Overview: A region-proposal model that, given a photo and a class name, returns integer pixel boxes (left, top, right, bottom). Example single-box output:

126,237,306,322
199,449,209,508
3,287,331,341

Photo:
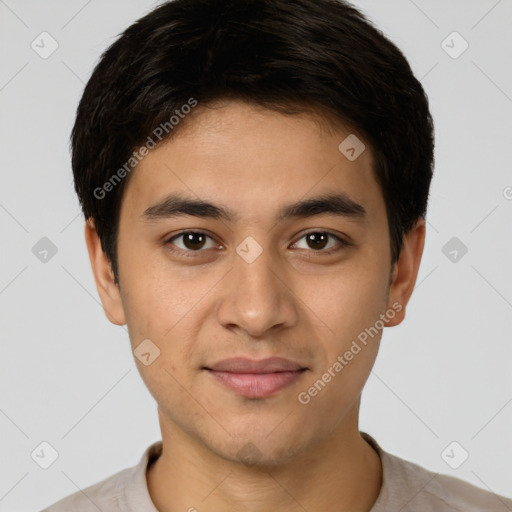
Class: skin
85,100,425,512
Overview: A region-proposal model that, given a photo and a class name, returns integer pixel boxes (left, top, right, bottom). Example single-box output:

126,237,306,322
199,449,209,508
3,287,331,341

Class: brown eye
305,233,329,250
293,232,347,252
182,233,206,250
167,231,216,252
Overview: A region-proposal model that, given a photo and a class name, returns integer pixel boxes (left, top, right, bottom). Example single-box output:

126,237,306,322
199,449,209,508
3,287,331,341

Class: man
43,0,512,510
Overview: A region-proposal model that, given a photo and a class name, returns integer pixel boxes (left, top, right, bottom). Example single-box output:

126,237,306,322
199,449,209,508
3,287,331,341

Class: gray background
0,0,511,510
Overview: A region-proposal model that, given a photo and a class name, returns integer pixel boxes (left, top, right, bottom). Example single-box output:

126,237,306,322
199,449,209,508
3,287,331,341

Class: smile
204,357,308,399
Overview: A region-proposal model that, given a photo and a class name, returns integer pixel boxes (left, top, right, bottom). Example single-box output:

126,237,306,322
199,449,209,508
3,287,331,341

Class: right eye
165,231,219,252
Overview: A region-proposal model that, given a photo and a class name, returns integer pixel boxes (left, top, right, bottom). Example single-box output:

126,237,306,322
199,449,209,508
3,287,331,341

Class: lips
206,357,306,373
204,357,307,398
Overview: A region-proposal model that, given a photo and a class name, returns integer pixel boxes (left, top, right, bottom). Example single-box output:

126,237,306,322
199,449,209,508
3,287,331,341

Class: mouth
203,357,308,399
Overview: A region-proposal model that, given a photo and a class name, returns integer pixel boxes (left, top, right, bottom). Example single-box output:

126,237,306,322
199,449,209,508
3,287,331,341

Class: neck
146,405,382,512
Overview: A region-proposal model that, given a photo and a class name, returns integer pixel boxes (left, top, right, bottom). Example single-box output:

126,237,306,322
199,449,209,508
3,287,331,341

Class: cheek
317,257,390,396
295,258,389,403
118,258,220,382
300,262,388,341
119,248,199,332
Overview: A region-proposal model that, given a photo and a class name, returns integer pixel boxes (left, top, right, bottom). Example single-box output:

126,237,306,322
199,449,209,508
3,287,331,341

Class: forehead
120,101,384,224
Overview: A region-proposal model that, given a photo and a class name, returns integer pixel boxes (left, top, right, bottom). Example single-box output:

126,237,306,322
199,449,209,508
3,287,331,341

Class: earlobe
84,219,127,326
385,218,426,327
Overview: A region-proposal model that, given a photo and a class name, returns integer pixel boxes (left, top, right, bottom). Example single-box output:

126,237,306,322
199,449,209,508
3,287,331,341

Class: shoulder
362,433,512,512
40,442,162,512
380,450,512,511
40,466,131,511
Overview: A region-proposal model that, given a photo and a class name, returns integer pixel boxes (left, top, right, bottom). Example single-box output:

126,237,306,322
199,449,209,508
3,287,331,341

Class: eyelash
163,230,351,257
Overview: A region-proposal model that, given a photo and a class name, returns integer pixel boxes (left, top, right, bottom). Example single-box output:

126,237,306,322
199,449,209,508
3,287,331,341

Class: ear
84,218,126,326
385,217,426,327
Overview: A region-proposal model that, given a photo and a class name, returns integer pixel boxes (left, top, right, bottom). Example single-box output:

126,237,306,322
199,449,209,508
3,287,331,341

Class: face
87,100,424,465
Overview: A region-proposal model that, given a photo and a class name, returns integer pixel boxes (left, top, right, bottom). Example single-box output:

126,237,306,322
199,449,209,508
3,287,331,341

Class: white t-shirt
41,432,512,511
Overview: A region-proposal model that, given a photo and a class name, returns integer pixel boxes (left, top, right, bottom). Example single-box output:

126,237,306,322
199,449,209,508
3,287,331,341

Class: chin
211,429,314,468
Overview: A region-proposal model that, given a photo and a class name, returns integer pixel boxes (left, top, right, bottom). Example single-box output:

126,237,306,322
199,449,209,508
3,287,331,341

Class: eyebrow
140,192,367,223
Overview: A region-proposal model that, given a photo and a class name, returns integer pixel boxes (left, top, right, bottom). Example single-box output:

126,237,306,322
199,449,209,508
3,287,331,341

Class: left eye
293,232,345,252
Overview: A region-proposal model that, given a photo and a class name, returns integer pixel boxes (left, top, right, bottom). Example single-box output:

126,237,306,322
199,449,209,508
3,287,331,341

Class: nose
215,241,299,338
